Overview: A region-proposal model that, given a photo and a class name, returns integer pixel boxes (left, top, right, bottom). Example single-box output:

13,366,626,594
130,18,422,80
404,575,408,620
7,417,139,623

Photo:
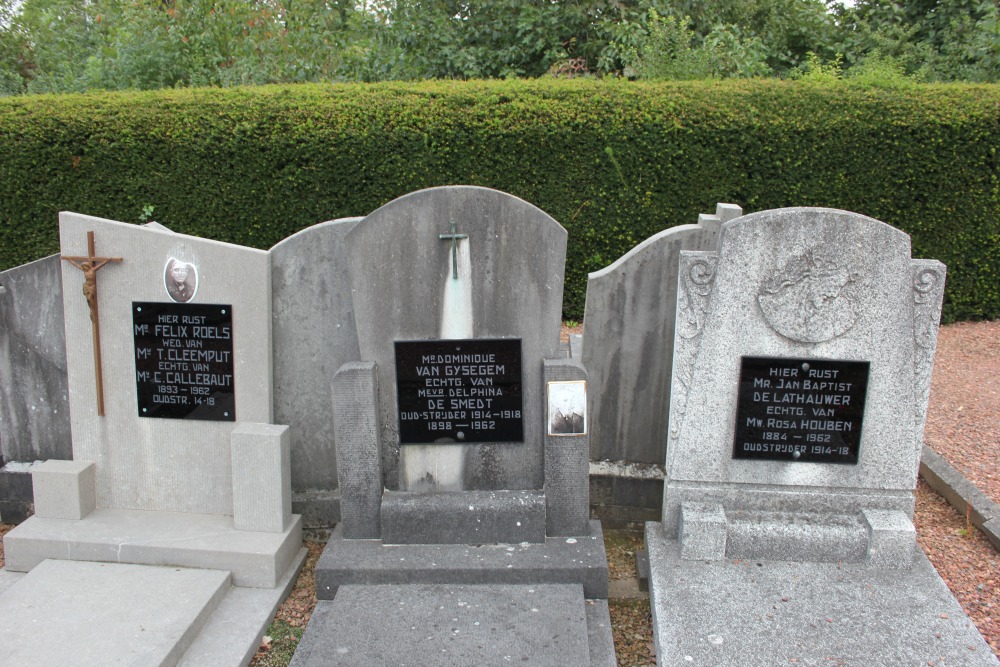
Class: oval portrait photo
164,257,198,303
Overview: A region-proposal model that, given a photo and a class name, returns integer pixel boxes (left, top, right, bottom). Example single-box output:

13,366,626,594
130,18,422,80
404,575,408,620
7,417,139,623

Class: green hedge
1,79,998,322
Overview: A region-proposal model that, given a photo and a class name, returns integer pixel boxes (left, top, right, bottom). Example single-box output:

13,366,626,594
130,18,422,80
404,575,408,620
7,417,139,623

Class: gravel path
920,319,1000,659
924,320,1000,505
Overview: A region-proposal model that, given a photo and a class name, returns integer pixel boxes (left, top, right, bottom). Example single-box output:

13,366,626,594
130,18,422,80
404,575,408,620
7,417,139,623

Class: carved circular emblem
757,244,859,343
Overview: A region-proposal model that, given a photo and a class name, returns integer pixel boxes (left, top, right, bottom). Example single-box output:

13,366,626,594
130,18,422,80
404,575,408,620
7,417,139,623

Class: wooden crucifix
62,231,122,416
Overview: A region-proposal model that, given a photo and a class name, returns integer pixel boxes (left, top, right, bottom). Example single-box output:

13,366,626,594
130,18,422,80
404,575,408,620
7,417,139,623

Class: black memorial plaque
733,356,869,464
133,302,235,421
395,339,523,444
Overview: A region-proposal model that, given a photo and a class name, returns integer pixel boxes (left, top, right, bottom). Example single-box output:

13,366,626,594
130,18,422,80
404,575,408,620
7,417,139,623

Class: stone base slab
291,583,615,667
0,559,230,667
381,489,546,544
676,502,916,567
178,547,307,666
646,521,999,666
724,510,869,564
315,519,609,600
662,481,915,539
0,549,305,667
3,507,303,588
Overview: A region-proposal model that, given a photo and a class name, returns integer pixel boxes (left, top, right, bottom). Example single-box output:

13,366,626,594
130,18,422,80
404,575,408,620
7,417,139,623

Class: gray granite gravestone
2,213,305,665
582,203,741,466
645,208,997,665
0,255,71,522
297,187,613,666
271,217,363,531
582,203,742,523
659,208,944,556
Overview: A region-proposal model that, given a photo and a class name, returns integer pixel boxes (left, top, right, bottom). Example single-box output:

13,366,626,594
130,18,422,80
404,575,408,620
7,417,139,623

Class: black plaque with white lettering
733,357,869,464
395,339,523,444
133,302,235,421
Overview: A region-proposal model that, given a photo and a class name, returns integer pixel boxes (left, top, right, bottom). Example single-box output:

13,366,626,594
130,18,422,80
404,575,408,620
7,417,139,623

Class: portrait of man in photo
164,258,198,303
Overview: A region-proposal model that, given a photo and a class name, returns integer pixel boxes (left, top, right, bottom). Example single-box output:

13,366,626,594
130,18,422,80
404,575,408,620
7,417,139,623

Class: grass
252,619,305,666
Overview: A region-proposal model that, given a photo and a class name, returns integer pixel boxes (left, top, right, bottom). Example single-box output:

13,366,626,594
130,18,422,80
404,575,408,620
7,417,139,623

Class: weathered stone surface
270,218,362,513
31,459,95,520
345,186,565,492
0,551,307,667
543,358,590,537
647,522,998,667
582,204,740,464
3,507,302,588
0,465,35,523
0,255,71,466
231,423,292,533
863,508,916,568
292,584,592,667
333,361,382,539
0,559,230,667
662,208,945,541
679,502,727,561
380,489,546,544
315,520,609,600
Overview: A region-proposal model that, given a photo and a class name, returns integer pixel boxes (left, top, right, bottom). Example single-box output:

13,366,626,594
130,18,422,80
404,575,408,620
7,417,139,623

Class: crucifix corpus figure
61,231,122,416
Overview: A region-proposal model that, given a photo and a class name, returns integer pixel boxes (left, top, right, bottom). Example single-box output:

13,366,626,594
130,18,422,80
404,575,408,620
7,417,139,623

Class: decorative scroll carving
757,244,860,343
669,253,718,454
912,261,946,442
676,257,717,340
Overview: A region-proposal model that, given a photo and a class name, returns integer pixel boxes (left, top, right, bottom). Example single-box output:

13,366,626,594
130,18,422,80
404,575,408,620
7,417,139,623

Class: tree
832,0,1000,81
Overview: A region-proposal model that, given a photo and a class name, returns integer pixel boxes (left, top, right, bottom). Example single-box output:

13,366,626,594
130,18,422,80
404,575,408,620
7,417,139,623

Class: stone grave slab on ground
2,213,305,665
293,584,609,667
646,524,997,666
296,186,614,666
644,207,998,664
0,559,230,666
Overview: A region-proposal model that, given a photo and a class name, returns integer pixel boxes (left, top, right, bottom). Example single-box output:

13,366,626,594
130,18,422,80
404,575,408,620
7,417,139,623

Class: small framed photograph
547,380,587,436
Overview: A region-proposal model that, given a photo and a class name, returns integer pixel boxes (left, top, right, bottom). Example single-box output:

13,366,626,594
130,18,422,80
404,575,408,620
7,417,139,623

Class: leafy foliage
1,0,998,92
618,9,772,80
831,0,1000,82
0,79,997,323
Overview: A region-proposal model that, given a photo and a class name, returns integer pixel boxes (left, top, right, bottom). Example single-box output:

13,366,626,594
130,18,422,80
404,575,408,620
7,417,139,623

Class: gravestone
582,203,741,466
2,213,305,665
294,186,613,666
0,221,174,524
271,216,363,531
0,255,71,522
582,203,741,524
645,208,998,665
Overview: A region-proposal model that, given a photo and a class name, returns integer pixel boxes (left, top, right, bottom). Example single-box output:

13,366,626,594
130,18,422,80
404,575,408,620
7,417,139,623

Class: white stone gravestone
2,213,305,665
659,208,942,561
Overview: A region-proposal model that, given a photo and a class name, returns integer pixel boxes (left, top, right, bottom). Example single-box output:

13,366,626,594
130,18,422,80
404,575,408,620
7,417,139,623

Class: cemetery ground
0,320,996,666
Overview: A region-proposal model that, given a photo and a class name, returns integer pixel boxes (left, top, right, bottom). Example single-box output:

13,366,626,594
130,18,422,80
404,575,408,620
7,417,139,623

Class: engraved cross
438,220,468,280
